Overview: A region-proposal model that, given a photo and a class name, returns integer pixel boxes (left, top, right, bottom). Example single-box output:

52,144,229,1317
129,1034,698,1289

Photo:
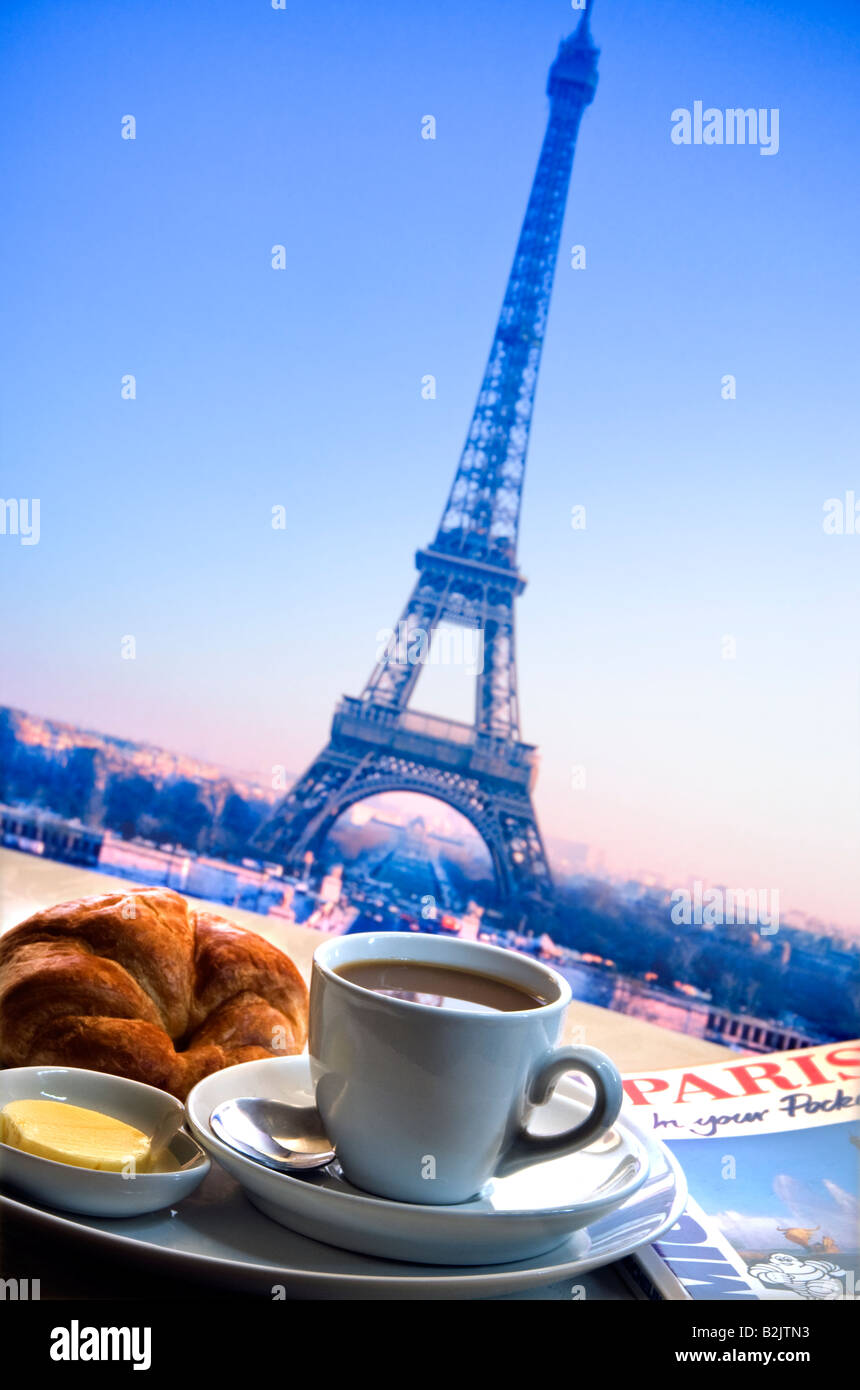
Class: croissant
0,888,308,1099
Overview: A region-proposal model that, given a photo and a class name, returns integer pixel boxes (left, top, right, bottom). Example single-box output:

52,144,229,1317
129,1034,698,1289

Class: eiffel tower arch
254,6,601,924
253,700,552,916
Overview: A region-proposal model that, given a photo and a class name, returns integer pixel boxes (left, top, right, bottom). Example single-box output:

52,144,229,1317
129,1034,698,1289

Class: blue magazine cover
620,1042,860,1300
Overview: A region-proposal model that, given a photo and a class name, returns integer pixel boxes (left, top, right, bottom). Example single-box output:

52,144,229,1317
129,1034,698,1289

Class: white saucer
0,1136,686,1299
187,1055,653,1265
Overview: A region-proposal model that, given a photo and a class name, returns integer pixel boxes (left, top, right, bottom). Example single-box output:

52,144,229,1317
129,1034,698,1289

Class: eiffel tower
254,5,600,924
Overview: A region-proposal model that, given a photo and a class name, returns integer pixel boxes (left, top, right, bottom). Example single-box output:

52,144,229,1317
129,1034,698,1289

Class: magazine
618,1041,860,1300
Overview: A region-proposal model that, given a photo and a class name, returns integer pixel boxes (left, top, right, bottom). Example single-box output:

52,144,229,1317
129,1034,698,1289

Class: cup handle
495,1045,624,1178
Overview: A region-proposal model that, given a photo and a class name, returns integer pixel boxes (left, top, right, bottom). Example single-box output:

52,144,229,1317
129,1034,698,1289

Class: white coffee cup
309,931,623,1205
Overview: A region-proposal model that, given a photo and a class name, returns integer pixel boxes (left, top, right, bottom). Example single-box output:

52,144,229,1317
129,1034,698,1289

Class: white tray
0,1128,686,1300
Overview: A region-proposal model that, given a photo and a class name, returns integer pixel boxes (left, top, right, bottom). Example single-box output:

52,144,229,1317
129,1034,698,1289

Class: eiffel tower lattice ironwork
253,7,600,922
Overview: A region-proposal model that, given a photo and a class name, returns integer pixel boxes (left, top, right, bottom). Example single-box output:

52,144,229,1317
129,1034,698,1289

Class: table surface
0,846,731,1298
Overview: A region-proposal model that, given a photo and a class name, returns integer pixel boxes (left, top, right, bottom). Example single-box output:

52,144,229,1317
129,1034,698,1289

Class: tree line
529,880,860,1043
0,710,268,860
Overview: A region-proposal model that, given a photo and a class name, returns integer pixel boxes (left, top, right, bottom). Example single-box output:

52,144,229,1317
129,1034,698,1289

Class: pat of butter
0,1100,151,1172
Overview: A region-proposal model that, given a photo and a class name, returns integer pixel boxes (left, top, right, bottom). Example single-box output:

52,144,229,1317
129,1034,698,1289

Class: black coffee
334,959,552,1014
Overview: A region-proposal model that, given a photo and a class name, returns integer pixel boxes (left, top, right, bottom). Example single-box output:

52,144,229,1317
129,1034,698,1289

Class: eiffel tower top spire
548,2,599,104
574,0,596,40
431,3,600,573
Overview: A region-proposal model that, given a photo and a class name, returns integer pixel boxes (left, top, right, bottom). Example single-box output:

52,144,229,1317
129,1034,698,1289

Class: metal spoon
209,1098,335,1174
148,1108,186,1167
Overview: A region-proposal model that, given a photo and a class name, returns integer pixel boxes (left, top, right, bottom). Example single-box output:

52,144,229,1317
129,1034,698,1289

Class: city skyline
2,0,859,928
2,699,855,944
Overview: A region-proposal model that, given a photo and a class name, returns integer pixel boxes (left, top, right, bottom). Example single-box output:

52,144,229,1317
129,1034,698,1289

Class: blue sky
668,1123,860,1252
1,0,858,926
